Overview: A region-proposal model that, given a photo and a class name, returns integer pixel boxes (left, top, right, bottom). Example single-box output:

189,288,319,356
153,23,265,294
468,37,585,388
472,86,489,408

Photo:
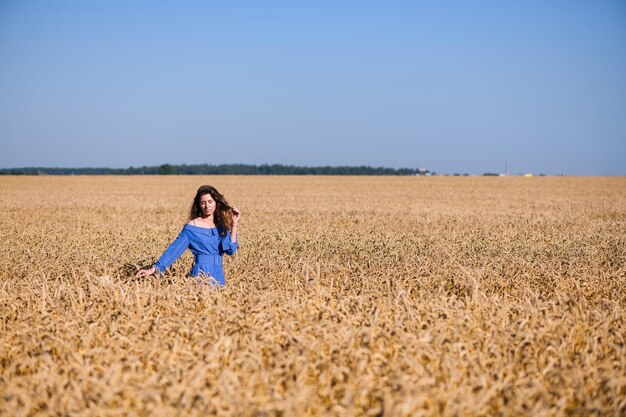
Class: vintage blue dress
153,224,238,286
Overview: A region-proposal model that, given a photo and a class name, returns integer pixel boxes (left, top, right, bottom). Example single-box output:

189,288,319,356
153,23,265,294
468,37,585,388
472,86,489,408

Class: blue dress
153,224,238,286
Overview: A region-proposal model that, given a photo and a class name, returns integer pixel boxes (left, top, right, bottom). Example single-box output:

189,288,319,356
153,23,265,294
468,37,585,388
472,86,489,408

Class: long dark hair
188,185,233,235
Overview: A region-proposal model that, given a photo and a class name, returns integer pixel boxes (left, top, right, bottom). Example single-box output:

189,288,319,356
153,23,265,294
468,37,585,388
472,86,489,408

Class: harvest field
1,176,624,416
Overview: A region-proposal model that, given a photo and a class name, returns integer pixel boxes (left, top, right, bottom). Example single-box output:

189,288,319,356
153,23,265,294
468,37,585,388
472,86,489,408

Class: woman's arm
231,207,241,243
219,208,241,256
135,228,190,278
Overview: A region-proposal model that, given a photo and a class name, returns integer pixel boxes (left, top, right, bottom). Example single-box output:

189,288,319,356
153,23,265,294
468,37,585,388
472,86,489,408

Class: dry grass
0,176,624,416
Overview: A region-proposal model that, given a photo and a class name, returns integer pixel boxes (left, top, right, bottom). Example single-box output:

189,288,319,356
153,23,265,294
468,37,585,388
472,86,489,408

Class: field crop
0,176,625,416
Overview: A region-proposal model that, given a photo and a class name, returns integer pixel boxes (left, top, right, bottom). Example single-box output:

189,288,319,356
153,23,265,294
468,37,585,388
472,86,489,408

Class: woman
135,185,240,286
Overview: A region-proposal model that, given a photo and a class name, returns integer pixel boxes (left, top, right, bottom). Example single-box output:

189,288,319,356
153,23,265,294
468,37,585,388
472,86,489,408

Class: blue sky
1,1,625,175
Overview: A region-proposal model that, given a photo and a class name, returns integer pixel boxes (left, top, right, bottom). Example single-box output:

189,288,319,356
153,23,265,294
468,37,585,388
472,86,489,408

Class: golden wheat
0,176,624,416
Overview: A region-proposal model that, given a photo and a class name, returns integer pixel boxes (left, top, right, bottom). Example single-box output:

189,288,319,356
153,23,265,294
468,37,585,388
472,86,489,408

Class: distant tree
158,164,176,175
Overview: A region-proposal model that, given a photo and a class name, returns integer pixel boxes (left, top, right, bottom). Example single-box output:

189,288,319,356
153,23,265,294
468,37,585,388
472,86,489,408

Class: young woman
135,185,240,286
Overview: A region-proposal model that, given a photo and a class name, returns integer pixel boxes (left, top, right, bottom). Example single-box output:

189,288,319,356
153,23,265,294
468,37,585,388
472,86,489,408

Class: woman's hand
232,207,241,226
135,265,156,279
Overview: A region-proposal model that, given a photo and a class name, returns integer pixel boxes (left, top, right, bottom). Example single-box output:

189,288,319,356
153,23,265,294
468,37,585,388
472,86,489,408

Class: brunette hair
188,185,233,235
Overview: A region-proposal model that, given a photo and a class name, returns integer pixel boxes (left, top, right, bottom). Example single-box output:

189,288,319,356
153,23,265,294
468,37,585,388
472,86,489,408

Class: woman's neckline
186,223,217,230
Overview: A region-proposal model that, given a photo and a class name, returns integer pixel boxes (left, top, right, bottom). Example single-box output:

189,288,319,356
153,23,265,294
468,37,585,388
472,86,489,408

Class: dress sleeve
220,230,238,256
154,228,190,274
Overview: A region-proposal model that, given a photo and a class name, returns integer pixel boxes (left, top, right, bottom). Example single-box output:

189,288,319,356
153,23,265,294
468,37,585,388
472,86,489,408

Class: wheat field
0,176,624,416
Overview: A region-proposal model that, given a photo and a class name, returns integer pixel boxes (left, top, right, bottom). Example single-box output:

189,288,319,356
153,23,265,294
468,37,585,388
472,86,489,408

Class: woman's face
199,194,216,217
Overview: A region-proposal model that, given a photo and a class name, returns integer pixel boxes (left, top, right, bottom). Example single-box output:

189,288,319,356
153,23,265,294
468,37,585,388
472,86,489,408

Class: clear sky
1,1,625,175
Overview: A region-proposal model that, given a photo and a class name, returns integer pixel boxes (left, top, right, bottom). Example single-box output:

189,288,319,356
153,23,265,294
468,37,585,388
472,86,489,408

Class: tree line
0,164,430,176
